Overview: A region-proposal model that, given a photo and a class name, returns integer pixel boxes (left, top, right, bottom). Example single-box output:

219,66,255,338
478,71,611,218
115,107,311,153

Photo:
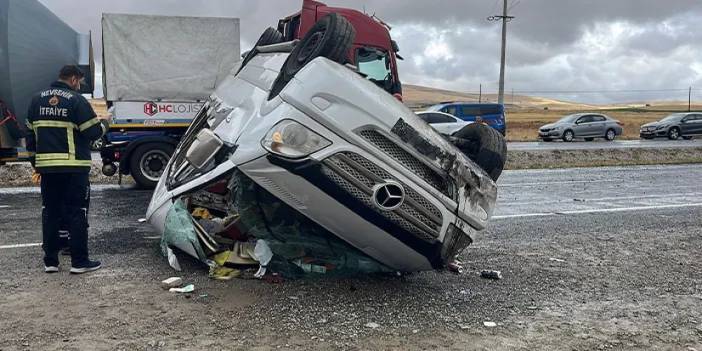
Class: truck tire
451,124,507,181
268,13,355,99
129,143,174,189
238,27,284,73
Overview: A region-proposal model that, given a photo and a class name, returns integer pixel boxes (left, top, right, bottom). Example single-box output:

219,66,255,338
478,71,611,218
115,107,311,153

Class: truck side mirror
185,129,223,170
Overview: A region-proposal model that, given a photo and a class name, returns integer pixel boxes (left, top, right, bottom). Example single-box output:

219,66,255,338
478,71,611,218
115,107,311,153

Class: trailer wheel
238,27,284,73
268,13,355,99
129,143,174,189
451,124,507,181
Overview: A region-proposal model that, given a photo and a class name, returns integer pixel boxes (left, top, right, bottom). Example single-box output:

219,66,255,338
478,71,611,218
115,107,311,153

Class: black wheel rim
140,150,169,182
297,31,325,64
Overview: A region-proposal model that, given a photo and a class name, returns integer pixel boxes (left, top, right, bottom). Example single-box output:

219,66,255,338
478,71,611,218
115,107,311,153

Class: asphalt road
508,138,702,151
0,164,701,350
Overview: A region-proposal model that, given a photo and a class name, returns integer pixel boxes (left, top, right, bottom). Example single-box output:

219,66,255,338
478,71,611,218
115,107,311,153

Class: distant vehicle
538,113,623,142
426,102,506,135
639,112,702,140
416,111,471,135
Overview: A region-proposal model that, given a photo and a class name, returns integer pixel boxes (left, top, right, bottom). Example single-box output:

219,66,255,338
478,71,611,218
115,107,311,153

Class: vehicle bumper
539,131,560,138
639,130,666,138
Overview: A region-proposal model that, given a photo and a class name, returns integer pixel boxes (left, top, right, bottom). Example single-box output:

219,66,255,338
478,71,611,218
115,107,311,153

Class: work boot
70,260,102,274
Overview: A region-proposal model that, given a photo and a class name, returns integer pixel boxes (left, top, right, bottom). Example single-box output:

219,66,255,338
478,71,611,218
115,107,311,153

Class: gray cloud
39,0,702,103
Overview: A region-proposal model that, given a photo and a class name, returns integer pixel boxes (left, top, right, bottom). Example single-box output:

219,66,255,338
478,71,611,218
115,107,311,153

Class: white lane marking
0,243,41,249
500,179,619,187
493,202,702,220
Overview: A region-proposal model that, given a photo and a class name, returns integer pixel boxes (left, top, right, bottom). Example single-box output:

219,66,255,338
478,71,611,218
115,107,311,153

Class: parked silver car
538,113,623,142
640,112,702,140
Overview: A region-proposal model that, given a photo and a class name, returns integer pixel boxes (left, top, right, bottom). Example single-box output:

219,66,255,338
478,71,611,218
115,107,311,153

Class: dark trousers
41,173,90,266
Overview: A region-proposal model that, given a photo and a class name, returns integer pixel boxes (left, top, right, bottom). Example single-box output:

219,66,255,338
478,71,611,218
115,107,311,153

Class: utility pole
488,0,515,105
689,86,692,112
479,84,482,103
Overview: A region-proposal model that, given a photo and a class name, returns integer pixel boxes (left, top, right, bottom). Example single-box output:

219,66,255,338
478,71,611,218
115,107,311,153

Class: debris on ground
458,324,470,330
169,284,195,293
364,322,380,329
483,321,497,328
549,257,566,263
447,259,465,274
160,277,183,290
480,270,503,280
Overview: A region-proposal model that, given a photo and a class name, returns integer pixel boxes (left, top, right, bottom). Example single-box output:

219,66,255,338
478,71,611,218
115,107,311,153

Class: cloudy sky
39,0,702,103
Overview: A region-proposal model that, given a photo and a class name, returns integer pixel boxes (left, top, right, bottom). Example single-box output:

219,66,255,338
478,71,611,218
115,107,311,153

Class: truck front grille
321,152,443,242
358,129,454,199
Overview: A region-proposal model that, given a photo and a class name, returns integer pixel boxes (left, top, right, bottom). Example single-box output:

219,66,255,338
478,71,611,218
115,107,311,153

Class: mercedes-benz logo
372,181,405,211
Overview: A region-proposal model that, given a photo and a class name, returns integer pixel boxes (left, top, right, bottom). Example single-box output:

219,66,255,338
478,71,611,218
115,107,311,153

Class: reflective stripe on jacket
26,81,108,173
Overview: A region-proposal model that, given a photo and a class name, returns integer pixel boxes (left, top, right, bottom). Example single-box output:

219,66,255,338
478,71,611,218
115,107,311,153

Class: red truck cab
278,0,403,99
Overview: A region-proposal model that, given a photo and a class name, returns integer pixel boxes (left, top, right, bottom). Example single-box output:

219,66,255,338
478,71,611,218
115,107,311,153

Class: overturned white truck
147,15,505,276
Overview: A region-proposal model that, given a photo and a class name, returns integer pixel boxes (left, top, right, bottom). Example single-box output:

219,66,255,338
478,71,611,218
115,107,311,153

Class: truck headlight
262,120,331,159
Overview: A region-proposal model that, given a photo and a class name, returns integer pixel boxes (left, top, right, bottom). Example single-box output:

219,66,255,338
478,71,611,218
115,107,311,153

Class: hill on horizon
402,84,698,111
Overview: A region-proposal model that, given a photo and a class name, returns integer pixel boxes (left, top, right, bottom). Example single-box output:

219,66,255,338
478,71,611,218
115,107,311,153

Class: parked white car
416,111,471,135
146,15,504,273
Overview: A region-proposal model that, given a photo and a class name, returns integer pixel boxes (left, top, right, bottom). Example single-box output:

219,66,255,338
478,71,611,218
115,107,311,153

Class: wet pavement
508,138,702,151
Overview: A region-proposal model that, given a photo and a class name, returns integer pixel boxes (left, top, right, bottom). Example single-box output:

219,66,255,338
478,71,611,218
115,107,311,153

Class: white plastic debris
137,218,147,223
253,240,273,279
166,247,182,271
549,257,566,263
480,270,502,280
364,322,380,329
169,284,195,293
161,277,183,290
483,321,497,328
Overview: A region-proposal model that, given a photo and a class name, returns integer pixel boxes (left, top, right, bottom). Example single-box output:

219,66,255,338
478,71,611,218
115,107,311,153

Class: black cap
58,65,85,80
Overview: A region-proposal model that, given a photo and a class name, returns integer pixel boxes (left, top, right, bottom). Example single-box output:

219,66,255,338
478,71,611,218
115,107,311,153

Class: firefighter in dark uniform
26,66,110,274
